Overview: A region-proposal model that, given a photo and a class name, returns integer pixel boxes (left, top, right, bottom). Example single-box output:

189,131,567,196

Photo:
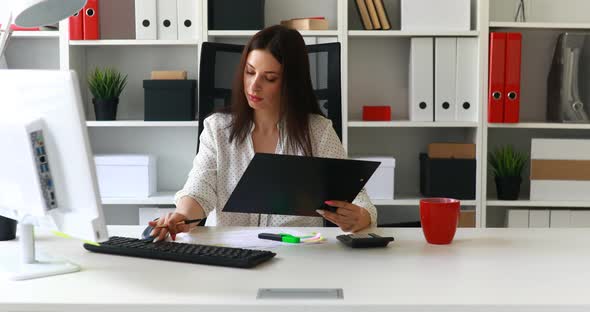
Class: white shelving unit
12,31,60,38
489,21,590,29
347,30,480,37
11,0,590,227
86,121,199,128
69,40,199,46
348,121,479,128
486,199,590,208
483,0,590,227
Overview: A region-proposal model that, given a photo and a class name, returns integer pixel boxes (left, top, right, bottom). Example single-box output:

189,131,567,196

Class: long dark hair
225,25,323,156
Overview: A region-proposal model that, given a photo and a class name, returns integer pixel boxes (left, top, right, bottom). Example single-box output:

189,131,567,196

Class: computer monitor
0,69,109,281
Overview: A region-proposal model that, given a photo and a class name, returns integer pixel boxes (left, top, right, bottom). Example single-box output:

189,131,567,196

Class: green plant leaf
488,144,528,178
88,67,128,100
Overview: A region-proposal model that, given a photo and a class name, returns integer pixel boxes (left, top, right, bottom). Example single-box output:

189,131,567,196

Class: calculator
336,233,394,248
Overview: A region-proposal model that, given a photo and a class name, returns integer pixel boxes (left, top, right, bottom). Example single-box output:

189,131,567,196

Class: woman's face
243,49,283,112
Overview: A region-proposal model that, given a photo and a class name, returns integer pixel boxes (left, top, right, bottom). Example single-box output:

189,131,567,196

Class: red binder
504,32,522,123
488,32,506,123
83,0,99,40
68,9,84,40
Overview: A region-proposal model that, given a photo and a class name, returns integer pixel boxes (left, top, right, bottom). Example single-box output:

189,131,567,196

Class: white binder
434,37,457,121
455,38,478,121
529,210,550,228
550,210,571,228
177,0,199,40
157,0,178,40
409,37,434,121
135,0,157,40
506,209,529,228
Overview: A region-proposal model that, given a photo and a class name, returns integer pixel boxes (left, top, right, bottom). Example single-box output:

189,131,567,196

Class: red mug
419,198,460,245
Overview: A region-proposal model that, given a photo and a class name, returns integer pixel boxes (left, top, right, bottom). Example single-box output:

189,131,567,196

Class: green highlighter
258,233,300,243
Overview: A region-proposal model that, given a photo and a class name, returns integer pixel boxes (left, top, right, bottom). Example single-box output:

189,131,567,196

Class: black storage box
143,80,196,121
208,0,265,30
419,153,476,199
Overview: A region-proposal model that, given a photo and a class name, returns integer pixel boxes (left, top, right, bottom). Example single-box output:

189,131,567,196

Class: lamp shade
13,0,87,27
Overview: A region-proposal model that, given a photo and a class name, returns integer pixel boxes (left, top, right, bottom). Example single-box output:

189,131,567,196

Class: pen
154,218,203,228
258,233,301,243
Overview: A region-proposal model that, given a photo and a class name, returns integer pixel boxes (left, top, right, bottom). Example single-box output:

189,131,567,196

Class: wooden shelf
348,30,479,37
487,122,590,129
489,22,590,29
11,31,59,38
87,121,199,127
487,198,590,208
208,30,339,37
101,192,176,205
348,121,478,128
70,40,199,46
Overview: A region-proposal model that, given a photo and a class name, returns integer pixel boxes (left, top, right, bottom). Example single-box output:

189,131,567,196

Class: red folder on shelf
504,32,522,123
83,0,99,40
69,9,84,40
488,32,506,123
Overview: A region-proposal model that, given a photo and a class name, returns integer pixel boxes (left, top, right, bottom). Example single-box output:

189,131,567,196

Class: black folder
222,153,380,217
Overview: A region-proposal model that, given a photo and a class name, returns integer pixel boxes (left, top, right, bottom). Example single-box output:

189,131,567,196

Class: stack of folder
69,0,99,40
488,32,522,123
69,0,200,40
409,37,478,122
135,0,199,40
506,209,590,228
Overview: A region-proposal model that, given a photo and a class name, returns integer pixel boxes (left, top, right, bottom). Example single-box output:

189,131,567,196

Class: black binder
222,153,380,217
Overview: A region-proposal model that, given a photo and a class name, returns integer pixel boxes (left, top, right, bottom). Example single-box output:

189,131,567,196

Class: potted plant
88,67,128,120
489,145,528,200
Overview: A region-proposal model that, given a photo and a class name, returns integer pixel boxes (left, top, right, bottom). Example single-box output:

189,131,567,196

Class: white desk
1,226,590,312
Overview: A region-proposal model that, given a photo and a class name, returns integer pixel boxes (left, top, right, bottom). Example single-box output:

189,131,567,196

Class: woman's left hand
316,200,371,232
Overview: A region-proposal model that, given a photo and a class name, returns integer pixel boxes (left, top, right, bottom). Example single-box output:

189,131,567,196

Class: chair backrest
197,41,342,148
197,41,342,227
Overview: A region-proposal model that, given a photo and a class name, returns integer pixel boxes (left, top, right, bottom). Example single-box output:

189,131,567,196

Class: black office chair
197,41,343,227
198,41,342,146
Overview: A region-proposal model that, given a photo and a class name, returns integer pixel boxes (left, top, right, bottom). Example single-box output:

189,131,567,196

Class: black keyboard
83,236,276,268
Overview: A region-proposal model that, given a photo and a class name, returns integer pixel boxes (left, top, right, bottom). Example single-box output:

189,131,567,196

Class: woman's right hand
148,212,191,242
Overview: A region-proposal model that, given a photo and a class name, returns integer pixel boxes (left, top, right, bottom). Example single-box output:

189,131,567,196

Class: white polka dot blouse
174,113,377,227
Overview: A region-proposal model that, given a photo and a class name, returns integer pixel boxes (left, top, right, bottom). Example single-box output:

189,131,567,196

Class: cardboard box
458,210,475,228
352,156,395,199
94,154,156,198
401,0,470,31
428,143,476,159
151,71,188,80
280,18,329,30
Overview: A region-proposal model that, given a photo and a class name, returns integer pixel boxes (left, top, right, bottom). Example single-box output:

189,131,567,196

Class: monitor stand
0,223,80,281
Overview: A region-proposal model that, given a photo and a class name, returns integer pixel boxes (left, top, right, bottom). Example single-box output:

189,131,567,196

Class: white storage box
401,0,471,31
353,157,395,200
530,139,590,201
94,154,156,198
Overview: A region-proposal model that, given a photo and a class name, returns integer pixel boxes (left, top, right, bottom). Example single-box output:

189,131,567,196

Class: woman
150,25,377,242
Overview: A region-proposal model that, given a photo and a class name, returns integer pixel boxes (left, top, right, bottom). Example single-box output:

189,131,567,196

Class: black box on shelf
143,80,197,121
208,0,265,30
419,153,476,200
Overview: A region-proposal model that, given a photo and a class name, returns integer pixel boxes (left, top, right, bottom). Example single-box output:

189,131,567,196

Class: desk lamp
0,0,87,68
